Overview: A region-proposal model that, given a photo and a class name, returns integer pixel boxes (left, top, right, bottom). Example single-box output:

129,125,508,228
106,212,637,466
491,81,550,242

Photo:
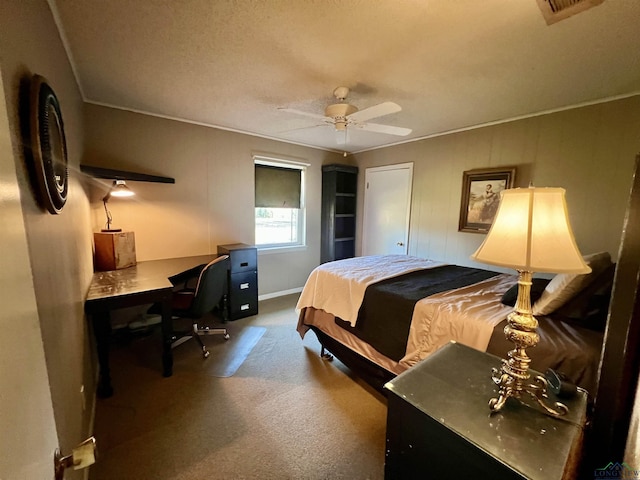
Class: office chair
152,255,231,358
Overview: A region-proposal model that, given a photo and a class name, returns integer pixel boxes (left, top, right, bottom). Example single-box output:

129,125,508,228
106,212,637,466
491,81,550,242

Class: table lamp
471,186,591,415
102,180,134,232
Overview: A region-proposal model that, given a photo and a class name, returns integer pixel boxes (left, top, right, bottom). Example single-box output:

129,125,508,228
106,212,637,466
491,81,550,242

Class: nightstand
384,342,587,479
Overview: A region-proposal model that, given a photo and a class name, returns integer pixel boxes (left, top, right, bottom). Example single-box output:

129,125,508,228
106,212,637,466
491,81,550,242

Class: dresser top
217,243,255,251
385,342,587,480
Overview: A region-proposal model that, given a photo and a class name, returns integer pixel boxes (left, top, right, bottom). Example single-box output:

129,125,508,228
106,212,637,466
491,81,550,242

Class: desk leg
161,297,174,377
91,311,114,398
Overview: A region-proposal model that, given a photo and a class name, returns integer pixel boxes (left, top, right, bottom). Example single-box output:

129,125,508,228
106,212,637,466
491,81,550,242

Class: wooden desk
85,255,217,398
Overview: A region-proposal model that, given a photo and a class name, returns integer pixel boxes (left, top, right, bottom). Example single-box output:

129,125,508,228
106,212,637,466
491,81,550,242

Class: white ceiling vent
536,0,605,25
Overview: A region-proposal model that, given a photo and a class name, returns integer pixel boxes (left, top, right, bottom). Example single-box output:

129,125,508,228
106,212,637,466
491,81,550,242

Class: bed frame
310,325,396,394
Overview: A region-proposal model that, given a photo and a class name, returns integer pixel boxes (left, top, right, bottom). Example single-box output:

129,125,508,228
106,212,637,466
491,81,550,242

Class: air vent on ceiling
536,0,604,25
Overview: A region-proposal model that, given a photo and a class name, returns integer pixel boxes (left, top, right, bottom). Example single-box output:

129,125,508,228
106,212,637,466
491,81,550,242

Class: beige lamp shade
471,187,591,274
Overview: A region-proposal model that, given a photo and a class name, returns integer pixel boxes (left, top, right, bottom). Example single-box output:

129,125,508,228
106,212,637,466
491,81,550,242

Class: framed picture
458,167,516,233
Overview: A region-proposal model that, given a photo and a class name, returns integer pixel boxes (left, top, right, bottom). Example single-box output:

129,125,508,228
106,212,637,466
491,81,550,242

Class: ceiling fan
279,86,412,144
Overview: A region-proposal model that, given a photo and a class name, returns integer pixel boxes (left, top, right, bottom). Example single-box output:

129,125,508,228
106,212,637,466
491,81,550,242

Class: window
254,156,307,248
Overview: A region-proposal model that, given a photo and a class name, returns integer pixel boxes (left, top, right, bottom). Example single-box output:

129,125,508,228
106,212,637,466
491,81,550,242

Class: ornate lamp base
489,359,568,416
488,270,568,417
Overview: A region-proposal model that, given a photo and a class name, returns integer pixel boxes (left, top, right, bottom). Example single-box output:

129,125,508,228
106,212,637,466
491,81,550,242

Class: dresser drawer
229,287,258,318
229,248,257,273
217,243,257,273
229,271,257,295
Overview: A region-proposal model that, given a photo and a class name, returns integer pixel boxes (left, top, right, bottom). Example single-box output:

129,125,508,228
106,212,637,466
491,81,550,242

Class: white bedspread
295,255,446,326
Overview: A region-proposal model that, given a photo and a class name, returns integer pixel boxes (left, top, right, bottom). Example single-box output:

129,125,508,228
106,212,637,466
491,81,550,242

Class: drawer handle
240,262,248,267
240,304,250,311
240,283,250,289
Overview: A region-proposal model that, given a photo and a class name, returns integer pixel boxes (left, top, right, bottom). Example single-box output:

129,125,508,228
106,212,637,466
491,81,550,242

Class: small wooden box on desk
94,231,136,271
217,243,258,320
384,342,587,480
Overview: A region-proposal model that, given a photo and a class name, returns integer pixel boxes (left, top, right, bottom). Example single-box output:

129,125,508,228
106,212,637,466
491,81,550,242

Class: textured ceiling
51,0,640,153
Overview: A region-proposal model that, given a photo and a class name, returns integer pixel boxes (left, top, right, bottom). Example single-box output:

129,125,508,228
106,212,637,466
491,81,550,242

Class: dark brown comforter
336,265,500,361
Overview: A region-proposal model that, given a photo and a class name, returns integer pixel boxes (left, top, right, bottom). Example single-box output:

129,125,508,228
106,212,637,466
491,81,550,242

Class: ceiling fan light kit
325,103,358,118
325,103,357,131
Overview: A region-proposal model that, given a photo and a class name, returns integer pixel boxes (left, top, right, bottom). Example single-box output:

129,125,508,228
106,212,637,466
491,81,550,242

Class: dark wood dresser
217,243,258,320
384,342,587,479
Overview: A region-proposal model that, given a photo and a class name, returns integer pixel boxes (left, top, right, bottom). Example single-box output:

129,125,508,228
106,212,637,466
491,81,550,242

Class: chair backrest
189,255,229,316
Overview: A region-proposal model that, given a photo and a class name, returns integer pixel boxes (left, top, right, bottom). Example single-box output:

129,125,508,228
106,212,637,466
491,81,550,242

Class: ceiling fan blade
278,123,328,134
347,102,401,122
278,107,328,121
355,122,412,136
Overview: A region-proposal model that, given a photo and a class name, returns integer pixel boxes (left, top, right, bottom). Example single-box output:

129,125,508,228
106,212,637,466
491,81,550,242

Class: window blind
255,164,301,208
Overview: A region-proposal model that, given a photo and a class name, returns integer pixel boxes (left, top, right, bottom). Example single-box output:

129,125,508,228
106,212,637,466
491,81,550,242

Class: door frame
0,64,59,479
362,162,413,256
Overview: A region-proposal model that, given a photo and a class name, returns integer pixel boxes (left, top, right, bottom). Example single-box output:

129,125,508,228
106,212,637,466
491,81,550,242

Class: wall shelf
80,164,175,184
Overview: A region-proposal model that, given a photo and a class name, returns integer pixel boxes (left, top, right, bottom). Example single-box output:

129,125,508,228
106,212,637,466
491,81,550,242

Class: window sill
257,245,307,255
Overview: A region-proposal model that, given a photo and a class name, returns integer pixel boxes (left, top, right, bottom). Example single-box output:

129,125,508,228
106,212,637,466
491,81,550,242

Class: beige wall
83,96,640,298
83,104,345,296
626,377,640,465
0,0,95,476
354,96,640,268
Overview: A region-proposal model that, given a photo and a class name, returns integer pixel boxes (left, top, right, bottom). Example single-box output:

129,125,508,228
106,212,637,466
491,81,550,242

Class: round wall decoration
29,74,68,214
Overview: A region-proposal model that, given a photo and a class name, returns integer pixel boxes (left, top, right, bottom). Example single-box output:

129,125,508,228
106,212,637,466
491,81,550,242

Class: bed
296,254,614,397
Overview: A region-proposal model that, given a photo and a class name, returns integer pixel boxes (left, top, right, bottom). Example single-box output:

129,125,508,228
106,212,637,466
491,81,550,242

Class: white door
362,163,413,256
0,67,59,479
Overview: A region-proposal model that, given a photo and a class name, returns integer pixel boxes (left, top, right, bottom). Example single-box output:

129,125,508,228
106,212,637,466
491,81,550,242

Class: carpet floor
89,294,387,480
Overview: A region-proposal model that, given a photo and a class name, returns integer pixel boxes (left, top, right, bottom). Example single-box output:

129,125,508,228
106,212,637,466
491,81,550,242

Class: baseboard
258,287,303,301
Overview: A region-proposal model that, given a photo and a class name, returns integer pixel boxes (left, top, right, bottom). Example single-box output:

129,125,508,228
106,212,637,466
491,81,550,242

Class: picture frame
458,167,516,233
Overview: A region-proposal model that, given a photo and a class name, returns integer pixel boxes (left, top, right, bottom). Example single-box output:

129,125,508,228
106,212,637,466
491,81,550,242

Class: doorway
362,163,413,256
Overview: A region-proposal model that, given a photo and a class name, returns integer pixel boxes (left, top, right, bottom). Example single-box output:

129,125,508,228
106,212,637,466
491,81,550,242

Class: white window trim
257,244,307,255
254,155,309,251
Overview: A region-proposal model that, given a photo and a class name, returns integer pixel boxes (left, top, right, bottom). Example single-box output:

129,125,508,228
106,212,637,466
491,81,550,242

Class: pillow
501,278,551,307
553,263,615,330
532,252,612,316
